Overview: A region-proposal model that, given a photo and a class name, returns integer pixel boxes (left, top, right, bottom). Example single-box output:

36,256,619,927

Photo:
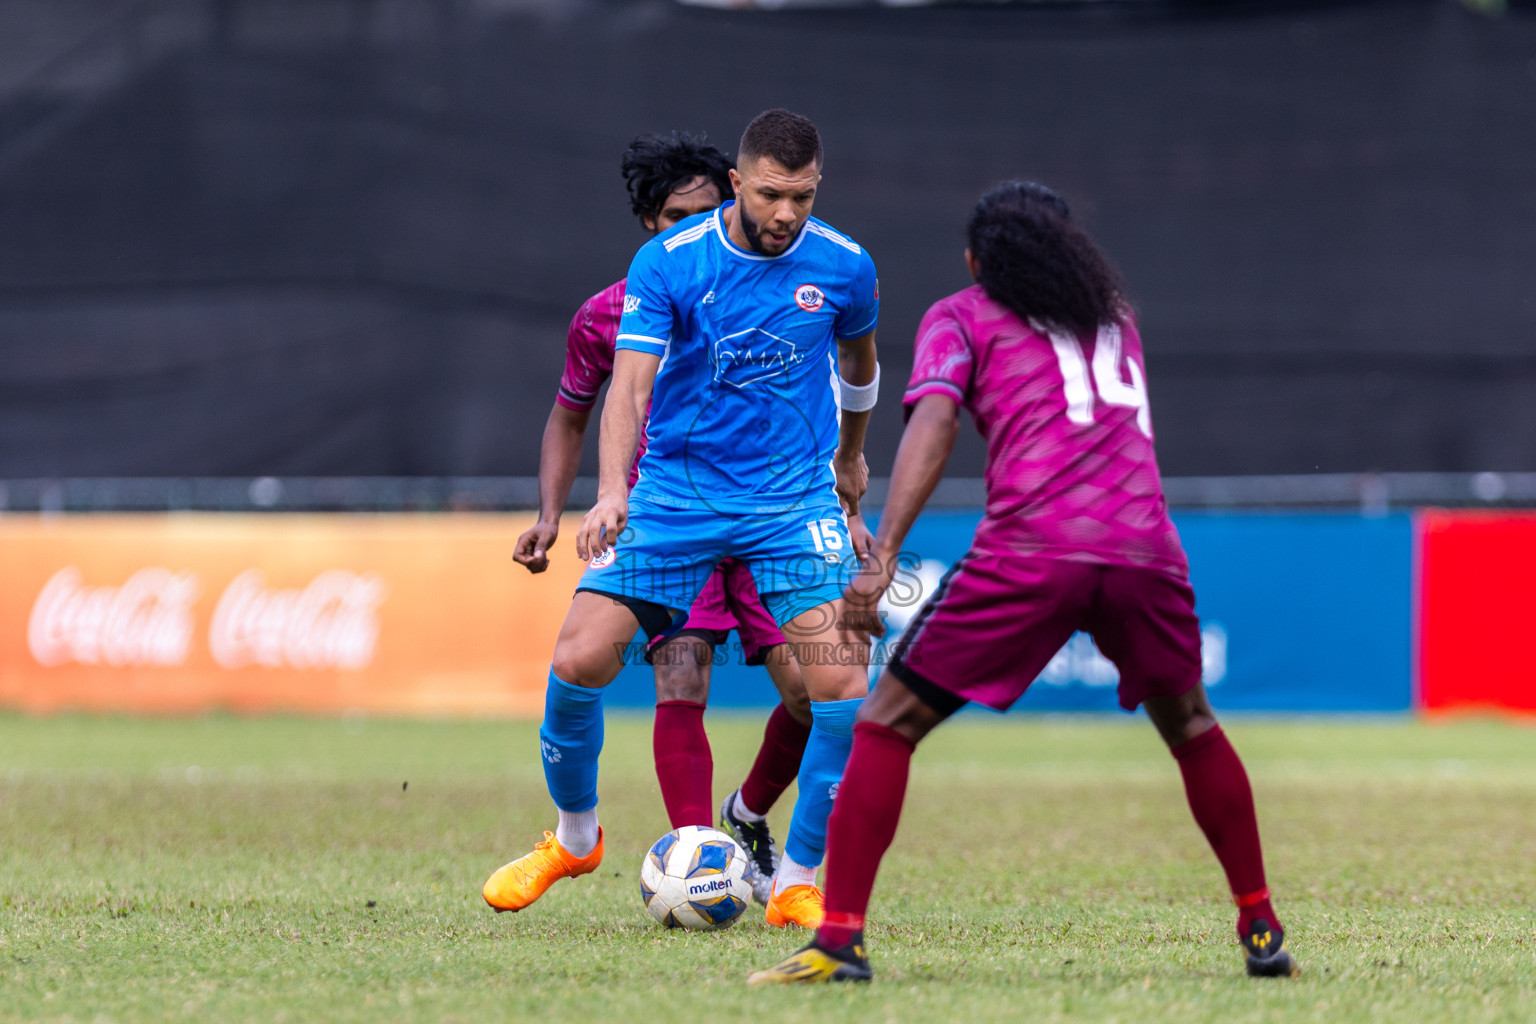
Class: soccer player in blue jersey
482,109,880,929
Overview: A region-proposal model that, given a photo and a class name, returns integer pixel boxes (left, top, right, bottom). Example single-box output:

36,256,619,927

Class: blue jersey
615,201,878,514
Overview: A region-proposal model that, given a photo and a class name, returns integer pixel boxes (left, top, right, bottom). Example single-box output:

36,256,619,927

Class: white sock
555,809,599,859
772,852,817,895
732,789,767,823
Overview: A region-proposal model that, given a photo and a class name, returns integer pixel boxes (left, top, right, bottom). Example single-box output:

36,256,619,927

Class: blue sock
540,670,605,812
784,697,862,868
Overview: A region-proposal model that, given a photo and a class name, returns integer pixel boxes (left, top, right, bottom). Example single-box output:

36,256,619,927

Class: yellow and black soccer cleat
1242,919,1299,978
747,934,873,985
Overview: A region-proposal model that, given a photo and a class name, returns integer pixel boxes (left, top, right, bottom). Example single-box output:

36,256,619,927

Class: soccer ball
639,825,754,930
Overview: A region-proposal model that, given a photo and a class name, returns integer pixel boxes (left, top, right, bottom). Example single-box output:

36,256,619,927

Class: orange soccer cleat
482,828,605,912
764,884,825,929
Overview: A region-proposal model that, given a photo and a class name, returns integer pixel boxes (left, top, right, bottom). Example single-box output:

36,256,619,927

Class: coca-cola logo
28,567,199,668
209,569,387,671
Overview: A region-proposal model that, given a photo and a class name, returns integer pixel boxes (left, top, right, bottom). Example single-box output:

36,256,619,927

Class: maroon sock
653,701,713,828
738,703,812,816
816,721,915,950
1171,724,1281,936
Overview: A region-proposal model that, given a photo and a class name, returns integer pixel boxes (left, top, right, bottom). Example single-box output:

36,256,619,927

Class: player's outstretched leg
1145,684,1298,978
750,671,946,984
483,592,636,913
482,670,607,910
721,643,812,903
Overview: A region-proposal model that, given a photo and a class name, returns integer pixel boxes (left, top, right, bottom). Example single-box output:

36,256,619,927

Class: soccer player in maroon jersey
505,131,812,903
750,181,1297,983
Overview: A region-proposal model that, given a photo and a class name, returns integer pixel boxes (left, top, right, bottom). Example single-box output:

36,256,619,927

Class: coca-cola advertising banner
1,515,583,715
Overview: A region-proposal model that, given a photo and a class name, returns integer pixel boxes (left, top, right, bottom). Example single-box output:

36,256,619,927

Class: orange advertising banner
0,514,585,716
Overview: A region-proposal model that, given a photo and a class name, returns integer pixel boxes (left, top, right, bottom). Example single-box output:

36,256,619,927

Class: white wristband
839,363,880,412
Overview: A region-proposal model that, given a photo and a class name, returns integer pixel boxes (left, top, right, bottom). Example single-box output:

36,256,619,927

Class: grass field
1,713,1533,1023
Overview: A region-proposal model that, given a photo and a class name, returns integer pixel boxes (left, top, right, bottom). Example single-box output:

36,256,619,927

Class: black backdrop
2,0,1533,478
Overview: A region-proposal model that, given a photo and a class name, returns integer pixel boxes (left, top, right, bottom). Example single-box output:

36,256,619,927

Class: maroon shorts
889,553,1202,713
648,557,787,666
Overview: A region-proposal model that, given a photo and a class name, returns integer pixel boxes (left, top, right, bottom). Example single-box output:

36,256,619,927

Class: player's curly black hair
966,181,1128,336
621,131,735,225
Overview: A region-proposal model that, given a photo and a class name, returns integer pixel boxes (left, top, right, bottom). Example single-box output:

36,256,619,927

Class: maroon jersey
904,284,1187,576
557,278,646,485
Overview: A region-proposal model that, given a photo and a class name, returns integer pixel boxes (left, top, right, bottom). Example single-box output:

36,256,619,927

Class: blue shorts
577,497,855,628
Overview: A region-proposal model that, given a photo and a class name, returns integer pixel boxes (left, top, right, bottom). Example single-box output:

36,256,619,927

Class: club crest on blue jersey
588,547,617,569
712,328,805,389
794,284,826,312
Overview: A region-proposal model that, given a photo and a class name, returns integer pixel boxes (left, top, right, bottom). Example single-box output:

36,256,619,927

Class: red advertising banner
1418,510,1536,714
0,514,584,716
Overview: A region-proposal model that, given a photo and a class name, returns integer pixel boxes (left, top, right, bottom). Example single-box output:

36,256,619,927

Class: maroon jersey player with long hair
751,181,1297,983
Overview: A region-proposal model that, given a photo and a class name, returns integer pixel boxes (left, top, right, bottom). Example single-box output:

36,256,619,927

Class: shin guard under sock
540,671,604,813
1172,724,1280,934
653,700,713,828
783,697,860,869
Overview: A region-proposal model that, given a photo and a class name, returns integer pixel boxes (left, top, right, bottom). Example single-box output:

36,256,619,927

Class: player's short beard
737,200,797,256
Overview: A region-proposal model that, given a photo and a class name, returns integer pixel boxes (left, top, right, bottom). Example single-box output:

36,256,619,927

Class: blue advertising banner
1169,513,1413,714
604,511,1413,714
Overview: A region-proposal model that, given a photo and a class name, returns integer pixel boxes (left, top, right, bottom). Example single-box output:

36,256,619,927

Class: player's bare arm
515,402,592,573
843,459,874,562
833,330,877,523
577,349,657,561
843,392,960,639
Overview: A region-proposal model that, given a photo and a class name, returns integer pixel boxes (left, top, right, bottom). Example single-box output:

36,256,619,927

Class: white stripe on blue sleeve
615,334,668,356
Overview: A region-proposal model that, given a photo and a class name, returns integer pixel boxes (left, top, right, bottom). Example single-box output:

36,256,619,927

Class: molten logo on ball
638,825,753,930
